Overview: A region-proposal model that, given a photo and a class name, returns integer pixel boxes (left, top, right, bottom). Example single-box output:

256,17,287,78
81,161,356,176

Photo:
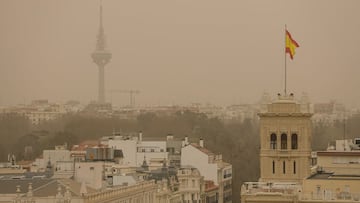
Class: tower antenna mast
91,0,112,104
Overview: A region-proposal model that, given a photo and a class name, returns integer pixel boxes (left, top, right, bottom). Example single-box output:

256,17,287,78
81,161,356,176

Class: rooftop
205,180,218,192
308,172,360,180
317,151,360,156
0,178,96,197
190,143,215,156
241,182,301,196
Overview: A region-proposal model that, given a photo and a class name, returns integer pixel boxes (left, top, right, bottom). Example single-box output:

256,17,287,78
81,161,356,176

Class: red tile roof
190,143,215,156
205,180,218,192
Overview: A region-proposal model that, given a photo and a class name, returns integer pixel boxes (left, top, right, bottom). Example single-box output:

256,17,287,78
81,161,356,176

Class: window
272,161,275,174
270,133,277,149
293,161,296,174
281,133,287,149
291,134,298,149
316,185,321,197
150,149,154,152
283,161,286,174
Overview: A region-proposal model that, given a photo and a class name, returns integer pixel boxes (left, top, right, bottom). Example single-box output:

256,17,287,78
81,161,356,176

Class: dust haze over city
1,1,360,203
1,0,360,107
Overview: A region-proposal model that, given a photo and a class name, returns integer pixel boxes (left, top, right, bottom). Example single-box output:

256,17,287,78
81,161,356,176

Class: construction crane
109,89,140,107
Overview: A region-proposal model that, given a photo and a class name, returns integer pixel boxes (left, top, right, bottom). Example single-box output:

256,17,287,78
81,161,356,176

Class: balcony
300,191,360,201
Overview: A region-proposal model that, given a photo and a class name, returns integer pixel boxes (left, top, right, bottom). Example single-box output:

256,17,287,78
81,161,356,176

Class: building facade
259,93,312,182
241,94,360,203
181,139,232,203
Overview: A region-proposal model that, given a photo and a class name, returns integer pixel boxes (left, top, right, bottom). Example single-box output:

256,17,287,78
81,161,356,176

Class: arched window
281,133,287,149
291,134,298,149
270,133,277,149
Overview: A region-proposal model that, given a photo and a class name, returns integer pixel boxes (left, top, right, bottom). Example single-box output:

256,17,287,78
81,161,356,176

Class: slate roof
0,178,96,197
0,179,52,194
190,143,215,156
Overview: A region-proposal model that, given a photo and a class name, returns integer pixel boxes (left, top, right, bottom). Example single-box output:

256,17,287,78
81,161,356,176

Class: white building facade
181,141,232,203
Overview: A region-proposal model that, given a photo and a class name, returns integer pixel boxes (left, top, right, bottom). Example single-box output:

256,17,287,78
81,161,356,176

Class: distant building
165,134,182,168
32,144,71,174
316,138,360,176
101,132,169,168
301,138,360,201
224,104,259,123
82,101,112,117
312,101,348,126
177,166,205,202
0,99,71,125
0,176,158,203
74,161,105,190
181,138,232,203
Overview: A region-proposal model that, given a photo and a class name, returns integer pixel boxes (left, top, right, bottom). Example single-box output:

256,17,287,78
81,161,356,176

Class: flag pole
284,24,287,96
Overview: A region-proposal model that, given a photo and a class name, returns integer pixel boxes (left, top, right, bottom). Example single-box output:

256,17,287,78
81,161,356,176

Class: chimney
139,131,143,142
199,138,204,148
185,136,189,145
166,133,173,141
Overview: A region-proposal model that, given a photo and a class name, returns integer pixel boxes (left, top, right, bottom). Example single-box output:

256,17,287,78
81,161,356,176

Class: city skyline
1,0,360,107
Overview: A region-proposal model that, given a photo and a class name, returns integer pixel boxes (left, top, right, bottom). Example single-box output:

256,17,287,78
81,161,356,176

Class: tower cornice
258,112,313,117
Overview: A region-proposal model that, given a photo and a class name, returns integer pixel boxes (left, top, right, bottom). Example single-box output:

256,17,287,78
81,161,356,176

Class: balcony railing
300,191,360,201
242,182,360,202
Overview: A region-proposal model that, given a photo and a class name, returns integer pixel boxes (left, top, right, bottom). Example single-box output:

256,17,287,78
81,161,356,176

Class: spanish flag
285,30,299,60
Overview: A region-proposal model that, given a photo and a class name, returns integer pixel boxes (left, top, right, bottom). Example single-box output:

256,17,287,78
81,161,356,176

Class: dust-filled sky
1,0,360,107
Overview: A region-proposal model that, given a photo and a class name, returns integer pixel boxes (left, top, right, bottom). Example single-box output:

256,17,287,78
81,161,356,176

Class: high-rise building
91,2,112,104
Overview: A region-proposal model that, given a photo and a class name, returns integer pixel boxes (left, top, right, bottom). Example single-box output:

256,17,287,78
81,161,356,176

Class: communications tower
91,2,112,104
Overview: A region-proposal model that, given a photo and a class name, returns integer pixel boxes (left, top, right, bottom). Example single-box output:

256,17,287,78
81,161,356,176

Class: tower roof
259,93,312,116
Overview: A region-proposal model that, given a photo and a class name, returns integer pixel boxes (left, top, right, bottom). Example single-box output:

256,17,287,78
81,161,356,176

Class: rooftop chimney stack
166,133,174,141
199,138,204,147
185,136,189,145
139,131,143,142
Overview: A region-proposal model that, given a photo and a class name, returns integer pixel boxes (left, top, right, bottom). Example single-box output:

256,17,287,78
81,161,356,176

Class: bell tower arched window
281,133,287,149
291,134,298,150
270,133,277,149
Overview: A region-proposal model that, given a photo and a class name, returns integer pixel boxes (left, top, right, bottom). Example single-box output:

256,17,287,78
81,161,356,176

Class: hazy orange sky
1,0,359,107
